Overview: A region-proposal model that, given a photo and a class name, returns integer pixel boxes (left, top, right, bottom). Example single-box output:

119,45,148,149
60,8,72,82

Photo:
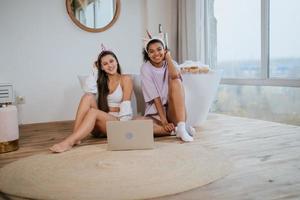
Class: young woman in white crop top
50,47,133,153
107,82,123,117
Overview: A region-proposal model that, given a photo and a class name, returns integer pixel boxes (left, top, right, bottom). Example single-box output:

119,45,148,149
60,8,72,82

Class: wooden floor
1,113,300,200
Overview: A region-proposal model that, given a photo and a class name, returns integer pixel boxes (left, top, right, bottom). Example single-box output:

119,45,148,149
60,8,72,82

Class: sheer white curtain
177,0,207,64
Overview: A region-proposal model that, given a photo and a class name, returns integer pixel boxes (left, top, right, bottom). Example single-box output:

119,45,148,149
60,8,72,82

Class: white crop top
107,83,123,107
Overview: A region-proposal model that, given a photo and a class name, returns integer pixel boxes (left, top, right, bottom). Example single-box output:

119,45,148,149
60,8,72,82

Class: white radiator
0,83,14,105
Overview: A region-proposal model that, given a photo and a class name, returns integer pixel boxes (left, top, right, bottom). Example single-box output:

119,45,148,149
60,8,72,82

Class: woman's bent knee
89,108,99,115
82,93,94,100
169,78,183,89
82,93,97,105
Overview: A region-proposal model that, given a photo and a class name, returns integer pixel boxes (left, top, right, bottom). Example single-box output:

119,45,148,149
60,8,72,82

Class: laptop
106,120,154,151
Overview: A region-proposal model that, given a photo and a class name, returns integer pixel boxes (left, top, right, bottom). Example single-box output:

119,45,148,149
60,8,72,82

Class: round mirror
66,0,120,33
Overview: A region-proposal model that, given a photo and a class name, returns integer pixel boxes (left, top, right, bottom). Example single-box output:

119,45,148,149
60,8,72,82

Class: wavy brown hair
95,51,122,112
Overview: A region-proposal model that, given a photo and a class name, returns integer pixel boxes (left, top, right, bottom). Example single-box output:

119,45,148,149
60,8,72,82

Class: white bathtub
182,70,222,126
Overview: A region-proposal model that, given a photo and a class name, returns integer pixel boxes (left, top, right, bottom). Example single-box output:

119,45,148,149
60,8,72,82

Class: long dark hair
143,39,165,62
95,51,122,112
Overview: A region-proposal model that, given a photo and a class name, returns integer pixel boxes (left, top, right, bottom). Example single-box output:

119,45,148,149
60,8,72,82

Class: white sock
176,122,193,142
186,125,196,137
175,126,194,137
170,130,176,136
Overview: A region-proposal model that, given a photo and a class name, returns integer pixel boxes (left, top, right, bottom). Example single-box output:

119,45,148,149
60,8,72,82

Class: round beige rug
0,142,231,200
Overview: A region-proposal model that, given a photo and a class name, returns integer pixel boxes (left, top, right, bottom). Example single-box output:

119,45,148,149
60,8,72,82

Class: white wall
145,0,178,60
0,0,178,124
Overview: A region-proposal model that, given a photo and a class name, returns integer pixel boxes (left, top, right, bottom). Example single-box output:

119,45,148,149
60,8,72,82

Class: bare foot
75,140,82,145
49,140,74,153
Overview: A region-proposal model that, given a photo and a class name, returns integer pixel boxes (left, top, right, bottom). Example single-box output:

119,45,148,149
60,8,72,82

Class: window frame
209,0,300,87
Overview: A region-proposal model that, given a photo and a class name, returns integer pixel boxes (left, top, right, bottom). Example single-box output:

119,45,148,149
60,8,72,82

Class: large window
211,0,300,87
209,0,300,125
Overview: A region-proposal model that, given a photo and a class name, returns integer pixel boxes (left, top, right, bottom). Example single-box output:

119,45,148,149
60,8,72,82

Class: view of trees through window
211,85,300,125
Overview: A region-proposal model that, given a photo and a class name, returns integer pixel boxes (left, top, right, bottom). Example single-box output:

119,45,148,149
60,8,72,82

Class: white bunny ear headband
143,30,166,53
99,43,113,55
95,43,114,68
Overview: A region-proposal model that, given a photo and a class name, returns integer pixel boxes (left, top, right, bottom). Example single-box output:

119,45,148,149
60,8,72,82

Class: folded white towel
119,100,133,121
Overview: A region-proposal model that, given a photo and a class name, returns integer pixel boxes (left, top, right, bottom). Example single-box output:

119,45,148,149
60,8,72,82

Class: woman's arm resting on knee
153,97,174,132
165,51,181,80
